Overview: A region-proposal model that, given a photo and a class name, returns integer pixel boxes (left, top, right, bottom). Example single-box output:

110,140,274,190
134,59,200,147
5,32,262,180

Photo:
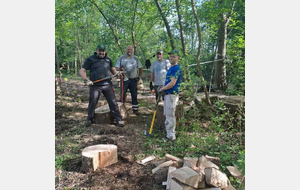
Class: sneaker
116,120,124,127
133,110,139,115
162,137,176,142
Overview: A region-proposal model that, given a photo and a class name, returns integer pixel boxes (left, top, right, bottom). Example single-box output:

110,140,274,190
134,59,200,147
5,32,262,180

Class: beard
98,53,105,58
127,52,132,56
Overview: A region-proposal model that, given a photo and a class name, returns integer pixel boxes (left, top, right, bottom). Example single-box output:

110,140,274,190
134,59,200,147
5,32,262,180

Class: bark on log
94,102,128,124
155,101,184,128
81,144,118,173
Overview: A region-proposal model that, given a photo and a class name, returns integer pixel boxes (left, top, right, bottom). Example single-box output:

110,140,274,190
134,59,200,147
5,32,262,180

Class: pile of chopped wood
137,154,244,190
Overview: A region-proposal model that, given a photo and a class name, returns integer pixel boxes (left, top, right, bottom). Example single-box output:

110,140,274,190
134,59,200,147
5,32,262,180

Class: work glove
157,86,163,94
150,82,154,90
84,79,93,86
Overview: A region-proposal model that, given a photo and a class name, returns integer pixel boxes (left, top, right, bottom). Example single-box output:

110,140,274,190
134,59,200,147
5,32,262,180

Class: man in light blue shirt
150,49,171,101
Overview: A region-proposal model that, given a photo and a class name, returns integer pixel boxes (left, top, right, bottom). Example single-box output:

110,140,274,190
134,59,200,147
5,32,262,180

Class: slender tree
190,0,211,105
175,0,187,57
154,0,175,50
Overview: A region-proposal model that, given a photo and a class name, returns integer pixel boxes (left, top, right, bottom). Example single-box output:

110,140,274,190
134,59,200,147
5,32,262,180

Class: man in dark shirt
79,44,124,127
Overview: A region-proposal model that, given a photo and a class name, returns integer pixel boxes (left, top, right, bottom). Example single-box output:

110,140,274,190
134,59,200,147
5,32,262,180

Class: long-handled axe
144,92,161,137
92,71,127,84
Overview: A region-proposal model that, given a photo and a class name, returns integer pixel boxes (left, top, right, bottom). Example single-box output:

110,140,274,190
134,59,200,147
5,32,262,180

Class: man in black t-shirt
79,44,124,127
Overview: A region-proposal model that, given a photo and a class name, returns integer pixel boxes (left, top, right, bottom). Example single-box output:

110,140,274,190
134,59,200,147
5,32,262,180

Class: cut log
94,102,128,124
170,178,197,190
226,165,243,180
81,144,117,173
183,157,198,168
205,167,230,188
205,155,221,166
197,156,219,172
155,101,184,127
166,153,183,168
221,184,236,190
152,160,175,174
166,166,177,190
137,155,156,165
170,166,202,188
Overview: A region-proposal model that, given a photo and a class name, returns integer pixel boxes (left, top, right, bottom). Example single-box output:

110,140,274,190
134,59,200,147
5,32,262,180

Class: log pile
150,154,243,190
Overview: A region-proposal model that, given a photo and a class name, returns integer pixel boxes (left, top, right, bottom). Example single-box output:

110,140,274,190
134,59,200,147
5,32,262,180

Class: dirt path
55,79,164,190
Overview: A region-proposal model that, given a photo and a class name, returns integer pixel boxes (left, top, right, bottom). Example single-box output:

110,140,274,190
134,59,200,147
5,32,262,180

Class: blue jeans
120,78,138,111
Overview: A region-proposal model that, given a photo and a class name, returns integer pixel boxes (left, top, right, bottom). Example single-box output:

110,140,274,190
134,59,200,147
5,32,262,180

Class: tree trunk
55,40,62,90
76,24,83,67
154,0,175,50
190,0,211,105
131,0,138,52
175,0,187,57
74,53,77,75
215,15,228,90
215,0,236,90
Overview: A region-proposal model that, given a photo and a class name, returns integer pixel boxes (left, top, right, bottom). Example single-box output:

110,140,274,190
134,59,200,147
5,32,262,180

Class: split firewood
205,167,230,188
152,160,175,174
166,153,183,167
170,166,203,188
183,157,199,168
166,166,177,190
226,165,243,180
137,155,156,165
197,155,219,170
205,155,221,166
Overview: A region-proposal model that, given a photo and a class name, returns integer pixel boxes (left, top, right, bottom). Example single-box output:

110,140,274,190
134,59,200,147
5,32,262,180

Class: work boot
85,119,93,127
116,120,124,127
133,110,139,115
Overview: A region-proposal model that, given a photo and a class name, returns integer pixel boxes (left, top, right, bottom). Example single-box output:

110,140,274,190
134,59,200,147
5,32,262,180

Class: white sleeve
166,60,171,69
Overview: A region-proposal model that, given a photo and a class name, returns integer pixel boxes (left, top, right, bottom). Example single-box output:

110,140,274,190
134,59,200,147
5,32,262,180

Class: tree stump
155,101,184,128
94,102,128,124
81,144,118,173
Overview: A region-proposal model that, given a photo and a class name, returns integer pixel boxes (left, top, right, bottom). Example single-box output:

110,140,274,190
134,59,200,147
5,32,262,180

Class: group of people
79,44,182,141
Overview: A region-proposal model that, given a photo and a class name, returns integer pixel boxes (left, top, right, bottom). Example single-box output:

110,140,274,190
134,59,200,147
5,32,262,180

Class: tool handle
149,110,157,134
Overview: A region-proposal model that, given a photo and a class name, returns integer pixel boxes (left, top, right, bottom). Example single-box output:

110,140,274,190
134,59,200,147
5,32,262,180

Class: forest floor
55,79,173,190
55,78,245,190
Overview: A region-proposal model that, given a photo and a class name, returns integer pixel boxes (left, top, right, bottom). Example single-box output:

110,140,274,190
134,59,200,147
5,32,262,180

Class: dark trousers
154,85,165,102
88,84,122,122
120,79,138,111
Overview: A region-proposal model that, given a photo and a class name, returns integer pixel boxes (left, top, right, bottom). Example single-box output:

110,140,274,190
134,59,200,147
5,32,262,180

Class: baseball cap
96,44,106,50
168,49,180,57
156,49,163,54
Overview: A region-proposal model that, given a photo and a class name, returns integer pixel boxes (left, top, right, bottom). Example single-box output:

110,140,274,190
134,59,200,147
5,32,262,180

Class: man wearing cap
79,44,124,127
115,45,143,115
150,49,171,101
158,49,182,142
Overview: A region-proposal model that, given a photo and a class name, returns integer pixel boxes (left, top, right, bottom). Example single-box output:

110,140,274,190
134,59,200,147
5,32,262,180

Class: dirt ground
55,79,167,190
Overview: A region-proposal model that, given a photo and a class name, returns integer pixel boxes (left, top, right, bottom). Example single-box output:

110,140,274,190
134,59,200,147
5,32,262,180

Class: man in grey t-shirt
116,45,143,115
150,49,171,101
